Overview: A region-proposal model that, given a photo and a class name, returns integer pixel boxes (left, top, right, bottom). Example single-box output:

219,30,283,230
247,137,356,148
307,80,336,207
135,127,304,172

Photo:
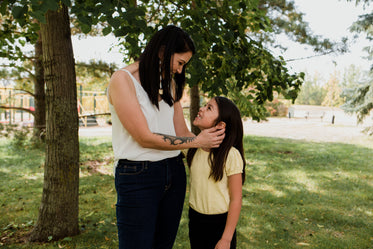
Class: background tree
257,0,347,55
29,3,80,242
341,64,365,89
341,67,373,134
0,61,39,127
343,0,372,132
2,0,345,130
64,0,305,126
295,73,327,105
2,0,80,241
0,11,45,140
107,0,342,129
348,0,373,70
75,60,116,91
322,71,344,107
341,72,373,130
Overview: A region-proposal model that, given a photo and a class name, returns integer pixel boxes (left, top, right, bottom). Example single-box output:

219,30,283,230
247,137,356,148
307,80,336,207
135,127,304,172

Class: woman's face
193,98,219,130
171,51,193,75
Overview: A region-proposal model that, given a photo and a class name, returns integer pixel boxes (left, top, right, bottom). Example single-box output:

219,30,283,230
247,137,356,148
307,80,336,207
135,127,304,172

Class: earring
159,60,163,95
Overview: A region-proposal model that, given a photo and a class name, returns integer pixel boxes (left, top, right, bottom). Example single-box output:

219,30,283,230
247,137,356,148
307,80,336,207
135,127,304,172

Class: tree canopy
1,0,348,122
342,0,373,128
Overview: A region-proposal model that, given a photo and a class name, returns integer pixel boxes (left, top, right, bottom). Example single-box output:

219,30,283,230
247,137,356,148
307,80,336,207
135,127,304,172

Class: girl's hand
214,238,231,249
195,125,225,148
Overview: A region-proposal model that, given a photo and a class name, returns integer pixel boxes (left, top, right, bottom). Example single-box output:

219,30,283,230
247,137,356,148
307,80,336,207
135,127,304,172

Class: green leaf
114,28,127,37
40,0,59,12
0,0,8,14
78,14,92,26
60,0,71,6
12,6,27,19
80,23,91,34
107,17,121,29
239,2,246,10
31,10,46,24
102,26,112,36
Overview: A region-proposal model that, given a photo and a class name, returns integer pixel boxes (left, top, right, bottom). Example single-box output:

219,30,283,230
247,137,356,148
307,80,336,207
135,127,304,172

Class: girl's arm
215,173,243,249
109,70,224,150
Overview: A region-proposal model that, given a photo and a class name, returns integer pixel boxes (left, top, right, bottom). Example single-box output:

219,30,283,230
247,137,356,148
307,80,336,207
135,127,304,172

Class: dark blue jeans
115,153,186,249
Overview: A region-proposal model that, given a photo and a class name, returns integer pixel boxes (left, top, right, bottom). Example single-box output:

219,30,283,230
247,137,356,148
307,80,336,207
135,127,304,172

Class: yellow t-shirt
188,147,243,214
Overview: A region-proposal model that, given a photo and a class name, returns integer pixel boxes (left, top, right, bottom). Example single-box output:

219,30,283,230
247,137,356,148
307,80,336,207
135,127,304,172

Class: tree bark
29,4,80,242
33,27,46,141
190,84,200,135
189,0,201,135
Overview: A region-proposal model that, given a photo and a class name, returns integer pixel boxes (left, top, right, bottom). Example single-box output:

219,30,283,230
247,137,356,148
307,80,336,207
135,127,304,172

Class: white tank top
108,69,180,167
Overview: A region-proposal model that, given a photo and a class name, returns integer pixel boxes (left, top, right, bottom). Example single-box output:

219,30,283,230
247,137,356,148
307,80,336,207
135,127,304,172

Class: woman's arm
109,70,224,150
215,173,243,249
173,101,194,137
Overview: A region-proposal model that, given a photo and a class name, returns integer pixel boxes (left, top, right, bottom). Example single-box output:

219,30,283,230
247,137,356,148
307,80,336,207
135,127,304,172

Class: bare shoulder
111,62,139,83
111,69,131,84
108,69,135,104
109,70,133,93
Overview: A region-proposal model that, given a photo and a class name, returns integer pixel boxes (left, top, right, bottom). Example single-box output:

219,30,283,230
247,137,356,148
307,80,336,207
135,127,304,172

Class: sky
283,0,372,79
71,0,372,80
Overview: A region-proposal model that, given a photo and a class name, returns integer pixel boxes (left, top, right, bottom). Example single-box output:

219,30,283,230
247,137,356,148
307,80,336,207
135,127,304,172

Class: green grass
0,135,372,248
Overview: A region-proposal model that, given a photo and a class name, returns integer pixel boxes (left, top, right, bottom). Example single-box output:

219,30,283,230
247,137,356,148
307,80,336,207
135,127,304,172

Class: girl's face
171,51,193,74
193,98,219,130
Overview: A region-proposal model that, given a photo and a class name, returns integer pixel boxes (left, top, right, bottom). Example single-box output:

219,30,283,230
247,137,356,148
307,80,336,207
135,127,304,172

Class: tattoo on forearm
155,133,195,145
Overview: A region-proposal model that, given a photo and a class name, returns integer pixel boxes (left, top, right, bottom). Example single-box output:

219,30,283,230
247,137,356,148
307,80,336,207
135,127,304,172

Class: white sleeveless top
108,69,180,167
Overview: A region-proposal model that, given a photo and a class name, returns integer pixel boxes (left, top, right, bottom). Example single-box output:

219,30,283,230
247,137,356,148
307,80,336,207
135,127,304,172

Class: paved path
243,117,372,146
79,125,112,137
79,117,372,147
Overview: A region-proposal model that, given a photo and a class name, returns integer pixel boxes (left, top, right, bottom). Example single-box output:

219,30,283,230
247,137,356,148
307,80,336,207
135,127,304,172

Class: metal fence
0,87,110,126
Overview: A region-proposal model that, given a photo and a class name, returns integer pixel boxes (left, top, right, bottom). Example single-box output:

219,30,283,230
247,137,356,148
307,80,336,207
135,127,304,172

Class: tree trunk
29,4,80,242
33,28,46,141
190,84,200,135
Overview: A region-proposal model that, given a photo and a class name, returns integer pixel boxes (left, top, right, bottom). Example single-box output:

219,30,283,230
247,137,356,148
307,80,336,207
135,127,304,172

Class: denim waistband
117,153,183,167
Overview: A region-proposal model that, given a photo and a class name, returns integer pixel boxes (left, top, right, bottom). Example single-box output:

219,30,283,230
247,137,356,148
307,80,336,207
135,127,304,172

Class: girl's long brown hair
187,97,246,184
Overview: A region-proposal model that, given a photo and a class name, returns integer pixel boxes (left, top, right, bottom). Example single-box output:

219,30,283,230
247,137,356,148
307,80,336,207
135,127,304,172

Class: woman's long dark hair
187,97,246,184
138,25,196,108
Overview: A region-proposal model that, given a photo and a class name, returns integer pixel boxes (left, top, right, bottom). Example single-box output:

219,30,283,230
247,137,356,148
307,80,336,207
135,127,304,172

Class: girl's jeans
115,153,186,249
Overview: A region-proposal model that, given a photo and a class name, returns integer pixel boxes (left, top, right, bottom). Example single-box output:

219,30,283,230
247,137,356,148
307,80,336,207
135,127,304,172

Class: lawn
0,135,372,248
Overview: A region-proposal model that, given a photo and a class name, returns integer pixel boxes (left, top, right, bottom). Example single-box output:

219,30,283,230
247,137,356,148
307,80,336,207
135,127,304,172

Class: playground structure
0,88,34,126
77,86,110,126
0,86,110,127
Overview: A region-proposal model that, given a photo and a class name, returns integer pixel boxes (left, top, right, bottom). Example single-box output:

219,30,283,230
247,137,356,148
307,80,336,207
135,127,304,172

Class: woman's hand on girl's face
196,126,225,148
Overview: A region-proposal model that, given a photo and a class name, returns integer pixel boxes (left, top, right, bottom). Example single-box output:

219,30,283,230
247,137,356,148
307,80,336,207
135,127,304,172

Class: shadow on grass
0,137,117,248
1,136,372,248
240,135,373,249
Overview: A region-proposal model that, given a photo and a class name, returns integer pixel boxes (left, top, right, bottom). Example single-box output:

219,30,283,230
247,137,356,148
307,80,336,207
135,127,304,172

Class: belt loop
142,161,147,169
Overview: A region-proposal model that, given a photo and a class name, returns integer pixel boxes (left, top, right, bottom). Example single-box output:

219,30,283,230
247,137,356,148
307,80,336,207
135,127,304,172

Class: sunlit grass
0,135,372,248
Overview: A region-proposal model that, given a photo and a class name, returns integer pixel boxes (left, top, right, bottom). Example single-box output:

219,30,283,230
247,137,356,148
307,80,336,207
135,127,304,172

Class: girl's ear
216,121,226,129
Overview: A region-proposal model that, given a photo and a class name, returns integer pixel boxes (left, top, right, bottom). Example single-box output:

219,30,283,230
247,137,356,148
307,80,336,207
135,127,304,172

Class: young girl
186,96,246,249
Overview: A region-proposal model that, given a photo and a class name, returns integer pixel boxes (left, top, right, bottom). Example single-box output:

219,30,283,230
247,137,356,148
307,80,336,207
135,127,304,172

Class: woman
107,25,225,249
